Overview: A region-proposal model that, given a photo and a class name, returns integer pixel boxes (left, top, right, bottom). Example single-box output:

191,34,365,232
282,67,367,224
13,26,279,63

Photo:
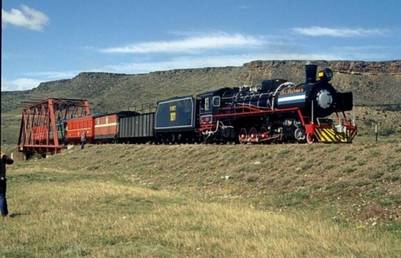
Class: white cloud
5,41,390,91
2,51,337,91
22,71,79,80
2,78,42,91
1,71,80,91
100,33,265,54
2,5,49,31
100,53,339,74
293,26,387,37
237,5,251,9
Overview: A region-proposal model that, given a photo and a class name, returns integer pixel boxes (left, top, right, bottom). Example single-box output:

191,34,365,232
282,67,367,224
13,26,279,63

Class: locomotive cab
197,88,238,142
198,90,222,128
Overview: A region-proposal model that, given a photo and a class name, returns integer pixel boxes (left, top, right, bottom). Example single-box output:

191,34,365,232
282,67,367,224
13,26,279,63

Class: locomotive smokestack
305,64,317,83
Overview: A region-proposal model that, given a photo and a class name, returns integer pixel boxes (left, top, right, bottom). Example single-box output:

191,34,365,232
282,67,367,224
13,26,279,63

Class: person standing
1,151,14,217
80,132,87,150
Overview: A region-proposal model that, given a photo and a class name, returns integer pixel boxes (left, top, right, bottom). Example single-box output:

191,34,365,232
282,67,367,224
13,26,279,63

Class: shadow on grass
8,212,30,218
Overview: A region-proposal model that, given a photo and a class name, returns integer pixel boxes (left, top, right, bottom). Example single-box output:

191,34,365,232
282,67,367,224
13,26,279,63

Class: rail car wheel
239,128,247,144
170,134,176,144
306,133,315,144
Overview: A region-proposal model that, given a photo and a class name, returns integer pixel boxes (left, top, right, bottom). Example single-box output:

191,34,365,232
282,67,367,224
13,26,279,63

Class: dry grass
1,142,401,257
1,174,400,257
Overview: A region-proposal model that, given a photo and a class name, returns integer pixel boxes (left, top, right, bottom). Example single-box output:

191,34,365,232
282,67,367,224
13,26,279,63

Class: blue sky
2,0,401,91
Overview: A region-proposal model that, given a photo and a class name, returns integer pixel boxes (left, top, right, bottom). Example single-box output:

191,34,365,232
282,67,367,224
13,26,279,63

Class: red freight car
94,114,118,141
94,111,137,141
66,116,94,142
32,126,49,143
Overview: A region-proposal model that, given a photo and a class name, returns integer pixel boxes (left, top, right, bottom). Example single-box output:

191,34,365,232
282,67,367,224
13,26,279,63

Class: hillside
2,143,400,256
2,60,401,144
3,60,401,113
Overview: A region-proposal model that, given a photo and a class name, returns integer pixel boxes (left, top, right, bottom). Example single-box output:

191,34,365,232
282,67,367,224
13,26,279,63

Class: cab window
212,96,221,107
204,97,210,111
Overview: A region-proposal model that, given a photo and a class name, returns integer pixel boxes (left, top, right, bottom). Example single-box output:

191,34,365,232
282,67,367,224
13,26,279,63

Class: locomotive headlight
318,68,333,81
316,89,333,109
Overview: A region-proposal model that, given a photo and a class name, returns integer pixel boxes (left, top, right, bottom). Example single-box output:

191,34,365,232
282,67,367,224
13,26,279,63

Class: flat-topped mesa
30,60,401,93
74,72,128,79
149,66,238,76
244,60,401,74
330,60,401,74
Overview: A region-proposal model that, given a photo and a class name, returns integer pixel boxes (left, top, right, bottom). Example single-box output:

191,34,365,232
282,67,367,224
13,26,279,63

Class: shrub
379,128,396,136
274,191,309,207
369,171,384,179
344,167,357,173
344,155,357,161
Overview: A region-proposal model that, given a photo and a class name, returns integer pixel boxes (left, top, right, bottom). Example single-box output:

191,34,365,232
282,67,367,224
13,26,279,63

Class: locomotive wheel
239,128,247,144
306,133,315,144
294,127,306,143
249,127,258,143
203,134,211,144
259,127,269,142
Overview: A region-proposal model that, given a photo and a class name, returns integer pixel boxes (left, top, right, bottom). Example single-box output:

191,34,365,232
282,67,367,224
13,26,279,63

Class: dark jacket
1,154,14,179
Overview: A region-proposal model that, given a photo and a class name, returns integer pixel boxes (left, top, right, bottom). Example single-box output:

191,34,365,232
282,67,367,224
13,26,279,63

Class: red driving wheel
239,128,247,143
249,127,258,143
306,133,315,144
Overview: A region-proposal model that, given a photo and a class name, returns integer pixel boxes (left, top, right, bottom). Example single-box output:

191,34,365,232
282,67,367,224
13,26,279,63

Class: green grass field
1,143,401,257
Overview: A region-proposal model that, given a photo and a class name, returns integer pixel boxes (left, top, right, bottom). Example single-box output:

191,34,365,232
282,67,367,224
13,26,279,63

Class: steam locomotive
155,64,356,144
19,64,357,157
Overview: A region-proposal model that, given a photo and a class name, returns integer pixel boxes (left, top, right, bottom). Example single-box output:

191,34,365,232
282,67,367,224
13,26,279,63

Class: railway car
94,111,137,142
66,116,94,143
118,112,155,142
154,96,197,143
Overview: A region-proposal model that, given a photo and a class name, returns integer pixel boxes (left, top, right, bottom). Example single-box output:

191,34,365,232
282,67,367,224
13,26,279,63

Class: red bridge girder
18,98,91,157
